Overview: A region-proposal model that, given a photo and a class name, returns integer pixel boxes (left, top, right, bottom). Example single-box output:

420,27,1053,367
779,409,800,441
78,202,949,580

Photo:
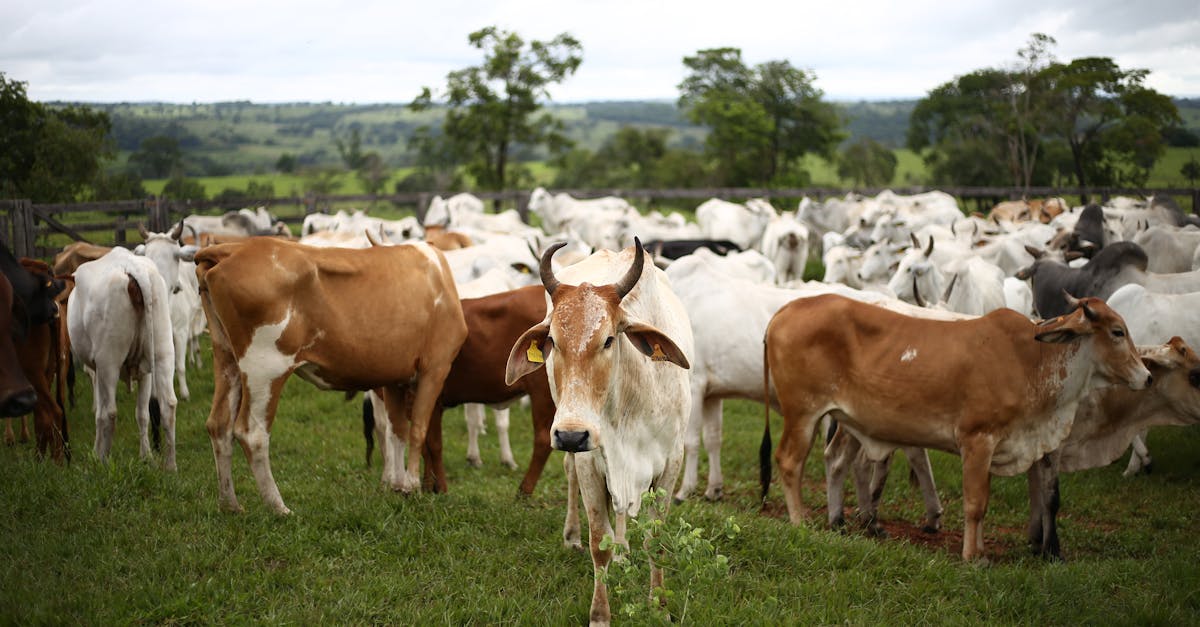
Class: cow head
1138,337,1200,421
505,238,689,453
0,272,35,418
138,223,199,294
1033,293,1153,390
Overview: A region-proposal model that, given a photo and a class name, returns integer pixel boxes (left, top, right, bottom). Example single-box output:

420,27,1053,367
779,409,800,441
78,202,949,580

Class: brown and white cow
505,240,693,626
763,293,1152,560
195,237,467,514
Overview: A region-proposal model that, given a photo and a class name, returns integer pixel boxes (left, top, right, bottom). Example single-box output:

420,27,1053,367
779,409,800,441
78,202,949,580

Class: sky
3,0,1198,105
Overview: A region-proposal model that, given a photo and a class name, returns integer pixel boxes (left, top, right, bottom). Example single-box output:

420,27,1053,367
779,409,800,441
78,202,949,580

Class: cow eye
1112,328,1125,338
604,336,614,349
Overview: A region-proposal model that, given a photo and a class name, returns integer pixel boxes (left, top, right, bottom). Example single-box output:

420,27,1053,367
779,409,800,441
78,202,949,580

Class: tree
551,126,674,188
1182,155,1200,186
908,36,1180,190
0,73,115,202
129,135,183,178
276,153,297,173
838,138,897,187
677,48,842,187
411,27,583,193
161,174,206,201
335,127,368,171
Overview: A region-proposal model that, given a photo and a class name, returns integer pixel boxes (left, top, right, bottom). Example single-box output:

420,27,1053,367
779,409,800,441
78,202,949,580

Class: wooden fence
3,186,1198,260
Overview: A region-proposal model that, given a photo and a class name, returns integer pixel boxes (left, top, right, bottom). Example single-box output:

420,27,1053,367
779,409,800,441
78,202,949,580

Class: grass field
2,331,1199,624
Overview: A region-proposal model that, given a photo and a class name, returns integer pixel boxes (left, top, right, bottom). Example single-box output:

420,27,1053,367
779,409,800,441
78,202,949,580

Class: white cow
505,241,692,626
528,187,633,237
185,207,291,239
696,197,777,251
424,192,486,227
136,224,202,401
1133,225,1200,274
67,248,178,469
760,212,811,285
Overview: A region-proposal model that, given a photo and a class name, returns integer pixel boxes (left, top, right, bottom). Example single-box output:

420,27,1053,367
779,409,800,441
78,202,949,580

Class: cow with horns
505,238,693,626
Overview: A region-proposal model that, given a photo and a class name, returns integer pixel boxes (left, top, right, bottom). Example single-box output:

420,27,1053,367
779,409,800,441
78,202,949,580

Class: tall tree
838,138,897,187
678,48,842,187
0,73,114,202
411,27,582,193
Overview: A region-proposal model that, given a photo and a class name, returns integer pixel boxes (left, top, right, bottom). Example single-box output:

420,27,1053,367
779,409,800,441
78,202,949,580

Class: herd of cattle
2,187,1200,624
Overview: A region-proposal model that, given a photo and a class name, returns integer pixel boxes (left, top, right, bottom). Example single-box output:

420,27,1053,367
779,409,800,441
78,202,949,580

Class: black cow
1016,241,1148,318
641,239,742,260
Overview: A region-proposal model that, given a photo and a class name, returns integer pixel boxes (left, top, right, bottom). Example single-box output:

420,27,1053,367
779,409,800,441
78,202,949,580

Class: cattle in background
760,213,811,285
505,240,692,625
641,239,741,262
365,285,558,495
1132,225,1200,273
195,238,467,514
763,294,1151,559
423,192,485,227
184,207,292,239
68,248,178,469
1018,241,1200,318
696,197,777,251
300,209,422,243
528,187,633,237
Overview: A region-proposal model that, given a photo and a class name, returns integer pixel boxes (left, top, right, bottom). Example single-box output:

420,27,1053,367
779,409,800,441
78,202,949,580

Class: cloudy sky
3,0,1198,104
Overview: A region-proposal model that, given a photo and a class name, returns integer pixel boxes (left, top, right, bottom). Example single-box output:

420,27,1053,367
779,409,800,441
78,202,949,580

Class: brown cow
6,259,69,462
424,225,473,251
195,238,467,514
366,285,556,495
0,272,36,420
763,293,1152,560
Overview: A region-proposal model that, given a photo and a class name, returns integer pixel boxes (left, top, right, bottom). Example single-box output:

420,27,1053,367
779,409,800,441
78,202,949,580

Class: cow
1,244,64,451
695,198,777,251
1105,283,1200,475
184,207,291,239
640,239,741,261
68,247,178,470
1018,241,1200,318
194,237,467,514
365,285,558,495
6,258,70,462
763,293,1152,560
1132,225,1200,274
760,213,811,285
527,187,633,237
424,192,485,227
137,224,202,401
0,271,36,420
504,239,693,625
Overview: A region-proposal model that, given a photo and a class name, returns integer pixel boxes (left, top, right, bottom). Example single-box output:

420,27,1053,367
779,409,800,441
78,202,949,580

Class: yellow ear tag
527,340,544,363
650,343,667,361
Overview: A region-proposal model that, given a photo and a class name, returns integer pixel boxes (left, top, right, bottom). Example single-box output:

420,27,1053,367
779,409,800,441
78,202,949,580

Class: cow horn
183,222,200,245
613,237,645,300
539,241,569,297
942,272,959,303
923,236,935,258
910,233,920,249
912,275,926,308
1062,290,1097,321
138,223,149,239
169,220,185,242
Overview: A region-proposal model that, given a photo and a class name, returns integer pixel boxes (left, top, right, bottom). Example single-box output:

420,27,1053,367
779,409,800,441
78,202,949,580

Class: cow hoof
466,456,483,469
922,524,941,535
502,460,518,471
865,523,888,538
564,539,584,552
704,487,724,502
273,507,293,516
672,496,684,506
830,516,847,532
1144,461,1154,475
219,502,245,514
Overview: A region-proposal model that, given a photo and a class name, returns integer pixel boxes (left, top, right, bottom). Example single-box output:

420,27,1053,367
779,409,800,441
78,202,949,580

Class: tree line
2,31,1197,205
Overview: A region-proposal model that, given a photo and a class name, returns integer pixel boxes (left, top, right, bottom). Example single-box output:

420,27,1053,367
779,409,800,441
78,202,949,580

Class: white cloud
2,0,1197,103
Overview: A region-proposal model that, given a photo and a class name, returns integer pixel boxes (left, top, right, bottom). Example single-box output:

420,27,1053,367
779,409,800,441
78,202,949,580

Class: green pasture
1,333,1198,624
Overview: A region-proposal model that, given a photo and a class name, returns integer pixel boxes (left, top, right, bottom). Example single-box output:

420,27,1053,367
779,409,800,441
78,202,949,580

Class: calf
195,238,467,514
505,240,693,625
68,248,178,469
763,294,1151,559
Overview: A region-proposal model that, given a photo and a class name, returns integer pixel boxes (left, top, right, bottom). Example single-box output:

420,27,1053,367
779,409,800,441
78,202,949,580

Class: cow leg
576,454,615,626
134,372,155,461
562,453,583,550
852,447,888,536
234,373,293,515
903,447,943,533
1027,453,1062,559
3,418,13,445
494,407,517,470
152,361,178,472
518,391,555,496
400,365,453,495
368,390,397,486
206,343,243,512
174,331,190,402
464,403,485,468
421,405,447,493
823,425,859,529
673,384,705,503
702,397,724,501
17,415,30,443
959,434,997,561
1122,430,1153,477
91,365,118,463
776,405,824,524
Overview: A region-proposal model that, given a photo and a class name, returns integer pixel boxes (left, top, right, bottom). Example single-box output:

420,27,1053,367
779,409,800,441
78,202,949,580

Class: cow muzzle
553,428,594,453
0,388,36,418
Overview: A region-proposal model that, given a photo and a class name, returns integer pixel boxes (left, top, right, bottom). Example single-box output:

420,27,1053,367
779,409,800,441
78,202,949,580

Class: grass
2,331,1199,624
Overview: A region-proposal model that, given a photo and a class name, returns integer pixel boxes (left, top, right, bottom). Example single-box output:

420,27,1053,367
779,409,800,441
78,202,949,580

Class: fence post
1193,189,1199,216
11,199,36,258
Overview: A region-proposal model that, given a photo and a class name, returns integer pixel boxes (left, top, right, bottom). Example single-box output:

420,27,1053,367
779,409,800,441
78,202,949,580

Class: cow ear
505,322,551,385
622,321,690,369
1034,311,1088,344
1034,328,1079,344
175,245,199,262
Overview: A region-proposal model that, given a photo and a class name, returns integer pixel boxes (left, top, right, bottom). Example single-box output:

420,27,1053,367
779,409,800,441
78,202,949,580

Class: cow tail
759,336,773,505
149,397,162,452
362,395,375,468
66,350,76,409
127,271,161,451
